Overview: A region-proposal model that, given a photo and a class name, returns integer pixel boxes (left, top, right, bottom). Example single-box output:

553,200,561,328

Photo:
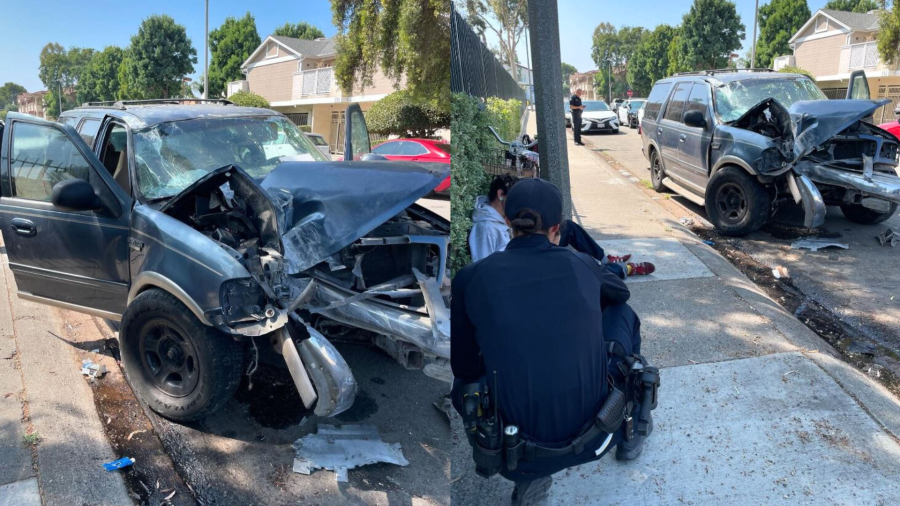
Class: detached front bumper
791,165,900,228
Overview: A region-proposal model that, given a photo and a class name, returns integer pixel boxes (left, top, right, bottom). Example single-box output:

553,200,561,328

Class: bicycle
489,127,540,179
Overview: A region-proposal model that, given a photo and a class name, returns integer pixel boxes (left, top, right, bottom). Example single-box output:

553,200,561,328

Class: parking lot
578,125,900,392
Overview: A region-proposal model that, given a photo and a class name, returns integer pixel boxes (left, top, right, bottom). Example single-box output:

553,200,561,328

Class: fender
128,271,212,326
711,155,757,178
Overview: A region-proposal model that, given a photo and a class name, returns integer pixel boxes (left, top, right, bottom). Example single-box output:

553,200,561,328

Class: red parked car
372,138,451,196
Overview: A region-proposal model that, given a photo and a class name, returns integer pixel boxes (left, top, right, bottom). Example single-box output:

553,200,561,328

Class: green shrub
367,90,450,138
485,97,522,142
778,65,814,79
297,124,312,132
228,90,270,108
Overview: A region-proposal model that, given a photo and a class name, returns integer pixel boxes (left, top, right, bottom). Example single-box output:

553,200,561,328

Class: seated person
469,175,655,277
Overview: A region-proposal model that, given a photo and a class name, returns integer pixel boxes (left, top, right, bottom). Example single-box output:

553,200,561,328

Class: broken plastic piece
790,239,850,252
103,457,135,472
292,424,409,482
679,217,694,226
876,228,899,247
81,360,107,379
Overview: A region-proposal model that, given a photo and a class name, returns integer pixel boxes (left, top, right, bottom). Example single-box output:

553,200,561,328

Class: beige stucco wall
794,34,846,77
246,60,298,103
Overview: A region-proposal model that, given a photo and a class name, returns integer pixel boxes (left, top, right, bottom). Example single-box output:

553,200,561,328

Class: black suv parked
641,69,900,235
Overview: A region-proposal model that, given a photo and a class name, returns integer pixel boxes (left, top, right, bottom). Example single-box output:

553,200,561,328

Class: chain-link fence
451,3,526,102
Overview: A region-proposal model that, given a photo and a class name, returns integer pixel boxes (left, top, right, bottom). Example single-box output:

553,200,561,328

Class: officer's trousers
573,115,582,144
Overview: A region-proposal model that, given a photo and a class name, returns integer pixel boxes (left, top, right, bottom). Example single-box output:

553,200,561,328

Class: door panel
343,103,371,161
0,113,131,316
659,83,693,183
847,70,870,100
678,83,714,193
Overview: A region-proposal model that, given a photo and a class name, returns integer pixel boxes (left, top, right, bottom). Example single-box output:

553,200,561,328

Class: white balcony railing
292,67,334,99
840,42,879,73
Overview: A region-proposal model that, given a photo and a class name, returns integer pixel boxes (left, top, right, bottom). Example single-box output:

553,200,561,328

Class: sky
505,0,833,73
1,0,338,93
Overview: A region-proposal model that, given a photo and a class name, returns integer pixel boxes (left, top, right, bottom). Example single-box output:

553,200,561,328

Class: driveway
578,125,900,388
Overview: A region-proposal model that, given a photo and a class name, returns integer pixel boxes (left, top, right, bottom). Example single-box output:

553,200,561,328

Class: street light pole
527,0,572,218
204,0,209,99
751,0,759,68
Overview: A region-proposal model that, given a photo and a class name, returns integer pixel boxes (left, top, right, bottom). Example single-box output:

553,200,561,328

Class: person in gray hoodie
469,175,656,277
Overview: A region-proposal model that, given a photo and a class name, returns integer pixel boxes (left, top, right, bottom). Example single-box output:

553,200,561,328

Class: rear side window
397,142,427,156
664,83,692,123
685,83,710,118
644,82,673,121
77,118,102,147
373,141,399,155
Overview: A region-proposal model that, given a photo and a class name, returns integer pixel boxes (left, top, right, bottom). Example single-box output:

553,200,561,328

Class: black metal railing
451,3,526,102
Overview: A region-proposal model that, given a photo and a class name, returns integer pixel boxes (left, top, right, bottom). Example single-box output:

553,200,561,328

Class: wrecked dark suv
641,69,900,235
0,100,449,421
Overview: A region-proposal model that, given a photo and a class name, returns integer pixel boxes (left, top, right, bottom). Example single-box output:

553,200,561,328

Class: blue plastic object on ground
102,457,135,472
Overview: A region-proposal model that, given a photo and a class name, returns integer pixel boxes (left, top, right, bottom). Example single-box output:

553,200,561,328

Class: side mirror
683,110,708,130
51,179,102,212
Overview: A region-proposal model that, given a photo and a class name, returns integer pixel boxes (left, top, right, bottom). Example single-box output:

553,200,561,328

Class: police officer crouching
451,178,659,505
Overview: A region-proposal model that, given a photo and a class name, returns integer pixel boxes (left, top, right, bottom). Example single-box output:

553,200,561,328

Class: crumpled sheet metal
791,239,850,251
292,424,409,482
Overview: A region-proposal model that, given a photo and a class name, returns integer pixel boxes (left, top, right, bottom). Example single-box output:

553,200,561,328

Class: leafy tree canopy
464,0,527,71
332,0,450,110
562,62,578,95
778,65,814,77
879,3,900,65
823,0,880,13
122,15,197,99
681,0,745,70
228,90,270,108
756,0,810,68
366,89,449,137
0,82,26,109
591,23,646,69
208,13,261,98
77,46,124,104
628,24,680,96
273,21,326,40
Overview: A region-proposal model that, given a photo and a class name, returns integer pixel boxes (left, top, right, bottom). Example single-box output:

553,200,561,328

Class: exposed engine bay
158,164,451,417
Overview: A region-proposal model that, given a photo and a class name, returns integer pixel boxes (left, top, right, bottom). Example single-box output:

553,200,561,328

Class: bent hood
790,99,891,161
261,160,449,272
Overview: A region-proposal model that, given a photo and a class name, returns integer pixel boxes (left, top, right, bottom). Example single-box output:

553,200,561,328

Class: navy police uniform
569,93,583,145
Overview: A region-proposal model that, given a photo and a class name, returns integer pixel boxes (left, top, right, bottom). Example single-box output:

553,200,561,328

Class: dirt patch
690,225,900,398
62,315,196,506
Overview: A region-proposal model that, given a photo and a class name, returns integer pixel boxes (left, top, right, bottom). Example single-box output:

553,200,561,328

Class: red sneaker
626,262,656,276
607,254,632,263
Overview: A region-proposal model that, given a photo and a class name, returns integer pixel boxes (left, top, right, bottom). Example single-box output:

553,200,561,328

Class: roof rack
78,98,234,109
673,68,775,77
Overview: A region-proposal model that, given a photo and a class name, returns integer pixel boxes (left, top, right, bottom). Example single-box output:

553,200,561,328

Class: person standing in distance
570,89,585,146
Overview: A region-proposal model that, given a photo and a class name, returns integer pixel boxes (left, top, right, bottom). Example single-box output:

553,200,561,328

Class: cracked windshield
133,115,328,199
714,77,827,122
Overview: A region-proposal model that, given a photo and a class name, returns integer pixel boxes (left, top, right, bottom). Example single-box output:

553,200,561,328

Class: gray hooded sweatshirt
469,195,511,262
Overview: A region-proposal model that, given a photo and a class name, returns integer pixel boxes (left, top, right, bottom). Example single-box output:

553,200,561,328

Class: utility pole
607,60,612,104
527,0,572,219
524,24,534,111
204,0,209,99
751,0,759,68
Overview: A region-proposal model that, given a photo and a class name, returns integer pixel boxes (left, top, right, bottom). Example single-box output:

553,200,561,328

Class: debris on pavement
81,359,107,379
876,228,900,247
679,217,694,226
103,457,136,472
126,430,147,441
702,240,715,246
772,266,790,279
790,239,850,252
292,424,409,483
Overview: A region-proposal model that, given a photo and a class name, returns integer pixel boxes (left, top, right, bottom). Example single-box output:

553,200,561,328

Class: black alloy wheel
714,182,748,225
138,318,200,397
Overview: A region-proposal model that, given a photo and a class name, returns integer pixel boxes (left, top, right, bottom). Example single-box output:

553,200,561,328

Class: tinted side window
664,83,692,123
685,83,710,119
11,122,91,201
78,118,102,147
398,142,427,156
644,82,673,121
373,141,399,155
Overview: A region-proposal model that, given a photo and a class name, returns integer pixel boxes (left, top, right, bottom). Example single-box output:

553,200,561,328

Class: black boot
511,475,553,506
615,415,653,461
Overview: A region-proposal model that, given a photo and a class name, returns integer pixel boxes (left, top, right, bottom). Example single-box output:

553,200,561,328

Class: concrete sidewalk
449,119,900,504
0,236,131,506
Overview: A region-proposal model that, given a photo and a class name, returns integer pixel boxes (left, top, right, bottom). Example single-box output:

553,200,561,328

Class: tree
366,90,450,137
77,46,124,104
755,0,810,68
824,0,880,13
681,0,746,70
208,13,261,98
628,25,679,96
332,0,450,109
561,62,577,95
120,15,197,99
879,2,900,65
273,21,325,40
591,24,646,70
778,65,814,77
667,32,692,75
116,51,144,100
228,90,270,108
464,0,527,73
0,82,26,109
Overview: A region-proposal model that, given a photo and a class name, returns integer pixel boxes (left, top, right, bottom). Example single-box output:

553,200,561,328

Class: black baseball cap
504,178,563,228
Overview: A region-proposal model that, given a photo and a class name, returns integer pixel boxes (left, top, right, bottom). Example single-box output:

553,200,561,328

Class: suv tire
839,202,898,225
649,149,666,192
706,167,771,236
120,289,243,422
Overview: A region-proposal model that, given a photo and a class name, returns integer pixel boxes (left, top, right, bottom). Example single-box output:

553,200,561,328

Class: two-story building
775,9,900,121
569,70,600,101
229,34,398,155
16,91,50,118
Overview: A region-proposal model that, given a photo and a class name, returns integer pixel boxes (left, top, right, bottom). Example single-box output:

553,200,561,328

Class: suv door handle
679,134,686,143
11,218,36,237
657,129,663,135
